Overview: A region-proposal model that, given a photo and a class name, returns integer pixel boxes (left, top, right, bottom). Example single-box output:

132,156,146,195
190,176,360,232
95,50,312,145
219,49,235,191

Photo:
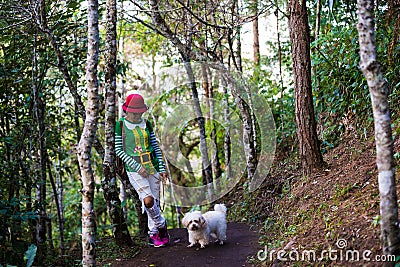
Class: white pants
127,172,165,234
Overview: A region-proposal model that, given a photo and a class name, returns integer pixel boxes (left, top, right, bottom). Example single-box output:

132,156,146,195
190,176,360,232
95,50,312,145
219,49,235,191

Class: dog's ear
200,216,206,225
182,215,188,228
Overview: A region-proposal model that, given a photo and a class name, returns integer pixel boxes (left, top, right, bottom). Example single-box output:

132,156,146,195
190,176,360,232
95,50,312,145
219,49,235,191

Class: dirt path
112,222,260,267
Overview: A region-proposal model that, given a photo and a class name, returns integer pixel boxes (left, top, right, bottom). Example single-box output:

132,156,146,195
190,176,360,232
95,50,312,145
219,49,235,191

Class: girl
115,93,169,247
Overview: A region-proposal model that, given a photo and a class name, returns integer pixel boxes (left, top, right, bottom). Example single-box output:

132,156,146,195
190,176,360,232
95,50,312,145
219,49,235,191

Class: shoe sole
148,241,167,247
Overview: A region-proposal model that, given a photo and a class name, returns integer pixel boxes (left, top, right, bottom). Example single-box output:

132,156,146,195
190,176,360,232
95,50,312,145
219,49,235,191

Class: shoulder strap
145,119,153,132
119,120,126,151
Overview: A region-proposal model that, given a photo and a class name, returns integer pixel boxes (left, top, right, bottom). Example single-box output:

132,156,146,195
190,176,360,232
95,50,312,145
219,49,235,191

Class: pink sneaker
148,233,167,247
158,223,170,244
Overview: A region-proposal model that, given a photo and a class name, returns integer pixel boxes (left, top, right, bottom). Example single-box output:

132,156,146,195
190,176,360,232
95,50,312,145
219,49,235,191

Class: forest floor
95,128,400,267
223,128,400,266
106,222,259,267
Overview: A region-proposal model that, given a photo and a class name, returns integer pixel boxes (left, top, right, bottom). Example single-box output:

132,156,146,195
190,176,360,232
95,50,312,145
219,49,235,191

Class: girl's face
126,112,143,122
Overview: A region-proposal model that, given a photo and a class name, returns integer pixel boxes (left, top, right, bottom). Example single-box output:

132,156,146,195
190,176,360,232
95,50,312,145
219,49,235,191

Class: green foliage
333,183,357,202
310,5,400,150
372,215,381,228
0,198,39,266
243,36,296,148
24,244,37,267
0,198,39,224
311,26,369,150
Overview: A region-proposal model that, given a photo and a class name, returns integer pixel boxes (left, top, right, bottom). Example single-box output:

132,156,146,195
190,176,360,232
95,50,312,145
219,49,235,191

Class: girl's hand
159,172,168,183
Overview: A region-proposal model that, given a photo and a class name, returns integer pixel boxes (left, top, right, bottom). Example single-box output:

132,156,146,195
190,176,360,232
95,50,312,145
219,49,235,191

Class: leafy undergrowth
58,235,144,266
96,236,144,266
225,129,400,266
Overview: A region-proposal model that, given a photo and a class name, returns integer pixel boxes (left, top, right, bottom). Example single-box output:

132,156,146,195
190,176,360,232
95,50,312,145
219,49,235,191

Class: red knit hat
122,94,148,113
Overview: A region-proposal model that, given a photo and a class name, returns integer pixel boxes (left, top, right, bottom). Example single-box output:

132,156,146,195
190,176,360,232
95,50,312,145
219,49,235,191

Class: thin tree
387,0,400,67
252,0,260,68
356,0,400,260
289,0,324,175
32,28,52,262
102,0,133,246
183,59,214,200
77,0,100,265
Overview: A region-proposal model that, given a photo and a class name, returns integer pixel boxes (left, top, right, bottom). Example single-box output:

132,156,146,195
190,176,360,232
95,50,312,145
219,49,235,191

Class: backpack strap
119,120,126,151
145,119,153,132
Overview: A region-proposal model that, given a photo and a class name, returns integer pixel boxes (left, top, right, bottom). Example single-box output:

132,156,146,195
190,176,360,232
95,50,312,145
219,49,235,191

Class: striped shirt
115,118,166,173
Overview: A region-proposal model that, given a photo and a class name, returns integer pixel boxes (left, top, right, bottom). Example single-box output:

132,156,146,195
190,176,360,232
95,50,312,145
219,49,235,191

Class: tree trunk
221,76,231,180
235,0,243,73
183,59,214,201
32,31,50,262
117,172,149,238
289,0,324,175
54,91,65,254
276,9,285,132
312,0,322,101
233,91,257,180
230,0,243,73
356,0,400,260
315,0,321,40
202,63,222,192
387,0,400,67
47,160,65,254
78,0,100,265
252,0,260,67
19,159,36,244
102,0,133,247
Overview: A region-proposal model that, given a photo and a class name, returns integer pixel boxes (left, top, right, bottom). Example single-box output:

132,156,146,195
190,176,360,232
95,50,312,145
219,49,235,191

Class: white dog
182,204,227,248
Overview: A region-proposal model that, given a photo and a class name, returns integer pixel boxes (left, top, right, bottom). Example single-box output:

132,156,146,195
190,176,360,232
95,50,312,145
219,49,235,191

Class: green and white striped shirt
115,118,166,174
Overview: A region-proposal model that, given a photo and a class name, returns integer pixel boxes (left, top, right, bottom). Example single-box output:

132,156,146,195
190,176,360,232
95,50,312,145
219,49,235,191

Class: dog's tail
214,203,227,214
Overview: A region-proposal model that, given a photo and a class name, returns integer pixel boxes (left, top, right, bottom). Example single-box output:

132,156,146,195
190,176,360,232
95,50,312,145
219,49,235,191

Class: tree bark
356,0,400,260
32,29,45,247
32,31,50,262
289,0,324,175
47,160,65,254
102,0,133,247
78,0,100,265
387,0,400,67
117,172,149,238
315,0,321,40
221,76,231,180
252,0,260,67
183,60,214,200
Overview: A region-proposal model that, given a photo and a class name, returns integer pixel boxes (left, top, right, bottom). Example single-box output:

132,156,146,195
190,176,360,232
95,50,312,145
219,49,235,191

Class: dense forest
0,0,399,266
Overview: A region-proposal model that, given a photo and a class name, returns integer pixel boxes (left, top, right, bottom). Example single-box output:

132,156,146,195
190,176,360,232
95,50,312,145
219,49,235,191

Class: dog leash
148,113,189,218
